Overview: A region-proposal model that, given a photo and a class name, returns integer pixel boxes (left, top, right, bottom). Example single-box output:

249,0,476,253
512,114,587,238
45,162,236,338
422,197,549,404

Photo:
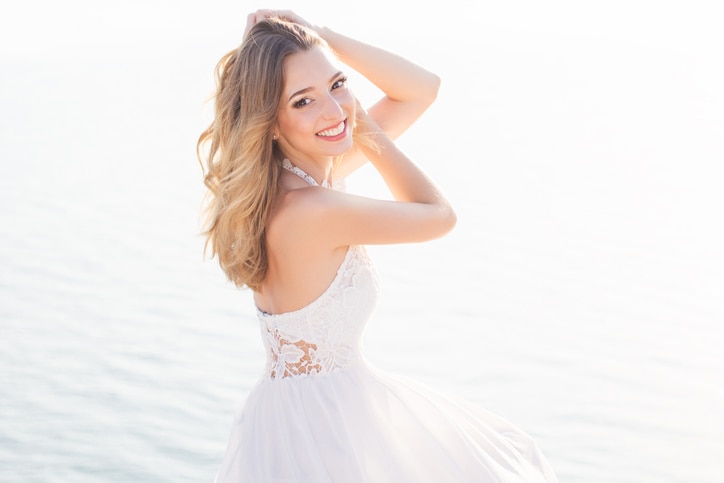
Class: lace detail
258,245,379,379
266,335,322,378
281,158,347,190
281,158,328,187
259,159,362,379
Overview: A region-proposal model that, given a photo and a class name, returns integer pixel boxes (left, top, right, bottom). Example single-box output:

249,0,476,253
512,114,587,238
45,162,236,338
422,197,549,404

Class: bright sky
2,0,721,62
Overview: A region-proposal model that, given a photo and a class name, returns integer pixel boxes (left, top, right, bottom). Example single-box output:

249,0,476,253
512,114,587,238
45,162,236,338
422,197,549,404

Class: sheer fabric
214,162,558,482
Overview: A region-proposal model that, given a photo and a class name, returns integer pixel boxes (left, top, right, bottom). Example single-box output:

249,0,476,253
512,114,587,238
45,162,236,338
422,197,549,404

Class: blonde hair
197,19,323,291
198,19,377,291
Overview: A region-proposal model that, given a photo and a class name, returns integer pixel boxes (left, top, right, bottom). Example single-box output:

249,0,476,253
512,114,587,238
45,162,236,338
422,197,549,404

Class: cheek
340,91,357,124
296,109,322,133
339,89,356,110
278,110,312,137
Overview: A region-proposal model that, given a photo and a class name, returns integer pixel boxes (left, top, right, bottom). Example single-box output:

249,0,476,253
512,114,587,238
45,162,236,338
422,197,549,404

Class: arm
247,10,440,176
319,26,441,177
317,26,441,138
279,108,455,249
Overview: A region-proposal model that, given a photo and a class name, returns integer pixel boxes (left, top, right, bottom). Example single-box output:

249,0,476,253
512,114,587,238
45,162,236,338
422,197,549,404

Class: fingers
248,9,312,28
242,10,316,42
242,12,257,39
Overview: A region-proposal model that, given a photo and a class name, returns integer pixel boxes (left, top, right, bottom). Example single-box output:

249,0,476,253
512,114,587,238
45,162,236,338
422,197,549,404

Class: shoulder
277,184,340,217
269,183,455,249
267,186,341,246
268,184,382,251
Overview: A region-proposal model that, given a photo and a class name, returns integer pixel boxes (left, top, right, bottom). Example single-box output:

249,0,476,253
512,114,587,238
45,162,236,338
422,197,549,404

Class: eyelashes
332,76,348,90
291,76,349,109
293,98,311,108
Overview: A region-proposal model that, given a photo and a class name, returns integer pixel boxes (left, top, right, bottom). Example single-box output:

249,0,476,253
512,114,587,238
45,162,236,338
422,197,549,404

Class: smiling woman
274,47,355,175
197,9,557,482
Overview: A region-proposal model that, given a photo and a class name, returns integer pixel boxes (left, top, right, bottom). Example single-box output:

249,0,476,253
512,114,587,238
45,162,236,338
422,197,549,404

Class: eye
331,76,348,90
293,97,312,108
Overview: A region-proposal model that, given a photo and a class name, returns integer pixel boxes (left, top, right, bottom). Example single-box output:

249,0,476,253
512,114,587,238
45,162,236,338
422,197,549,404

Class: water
1,2,723,482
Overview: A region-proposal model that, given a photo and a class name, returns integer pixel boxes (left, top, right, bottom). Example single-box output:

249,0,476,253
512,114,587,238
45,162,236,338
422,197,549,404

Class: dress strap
281,158,330,188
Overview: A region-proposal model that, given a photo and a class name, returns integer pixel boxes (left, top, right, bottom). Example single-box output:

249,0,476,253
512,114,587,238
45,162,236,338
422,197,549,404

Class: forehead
282,46,341,94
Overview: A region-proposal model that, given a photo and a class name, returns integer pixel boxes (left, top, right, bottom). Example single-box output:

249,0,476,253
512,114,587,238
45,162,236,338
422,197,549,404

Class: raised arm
280,106,456,249
317,27,441,138
245,10,440,176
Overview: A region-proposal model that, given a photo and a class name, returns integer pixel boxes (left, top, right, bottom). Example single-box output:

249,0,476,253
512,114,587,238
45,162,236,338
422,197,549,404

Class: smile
316,120,346,138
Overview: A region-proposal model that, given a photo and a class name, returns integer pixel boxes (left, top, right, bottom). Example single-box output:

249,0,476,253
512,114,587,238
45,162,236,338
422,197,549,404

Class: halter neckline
281,158,330,188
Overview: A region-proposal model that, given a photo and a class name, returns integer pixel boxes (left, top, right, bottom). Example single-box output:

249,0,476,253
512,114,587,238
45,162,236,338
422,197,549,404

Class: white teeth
317,121,345,137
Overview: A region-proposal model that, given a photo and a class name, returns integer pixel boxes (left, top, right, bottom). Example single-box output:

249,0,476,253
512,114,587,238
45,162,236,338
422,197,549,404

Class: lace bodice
258,245,379,379
258,159,378,379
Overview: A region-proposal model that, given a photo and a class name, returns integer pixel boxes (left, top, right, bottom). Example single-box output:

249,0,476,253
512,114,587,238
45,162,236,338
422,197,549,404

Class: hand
242,9,315,40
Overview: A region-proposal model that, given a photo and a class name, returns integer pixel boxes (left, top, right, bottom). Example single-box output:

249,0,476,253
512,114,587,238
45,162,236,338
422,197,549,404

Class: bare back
253,166,348,315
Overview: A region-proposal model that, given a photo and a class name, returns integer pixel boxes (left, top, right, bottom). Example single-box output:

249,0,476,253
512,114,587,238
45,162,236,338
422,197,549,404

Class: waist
264,342,362,380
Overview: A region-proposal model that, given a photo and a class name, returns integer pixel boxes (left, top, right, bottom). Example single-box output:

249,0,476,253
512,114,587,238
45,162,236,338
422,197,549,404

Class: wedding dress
213,159,558,482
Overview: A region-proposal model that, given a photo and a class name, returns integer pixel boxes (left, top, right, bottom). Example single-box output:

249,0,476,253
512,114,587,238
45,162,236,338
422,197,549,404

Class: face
275,46,355,164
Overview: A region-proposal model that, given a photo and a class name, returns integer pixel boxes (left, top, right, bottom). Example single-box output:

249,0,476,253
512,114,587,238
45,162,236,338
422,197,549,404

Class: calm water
1,3,723,482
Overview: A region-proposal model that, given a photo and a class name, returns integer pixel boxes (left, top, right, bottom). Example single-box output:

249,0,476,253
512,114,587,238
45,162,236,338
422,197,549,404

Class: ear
272,122,281,141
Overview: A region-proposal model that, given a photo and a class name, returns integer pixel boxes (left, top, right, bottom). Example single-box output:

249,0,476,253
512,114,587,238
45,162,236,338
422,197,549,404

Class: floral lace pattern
281,158,329,188
258,245,379,379
281,158,345,190
259,161,370,378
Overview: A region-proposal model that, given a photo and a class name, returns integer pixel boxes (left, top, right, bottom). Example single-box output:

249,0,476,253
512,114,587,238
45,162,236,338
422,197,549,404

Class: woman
198,9,557,482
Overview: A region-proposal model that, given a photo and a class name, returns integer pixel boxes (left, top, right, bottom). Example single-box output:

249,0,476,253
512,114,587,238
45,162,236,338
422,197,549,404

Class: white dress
214,161,558,482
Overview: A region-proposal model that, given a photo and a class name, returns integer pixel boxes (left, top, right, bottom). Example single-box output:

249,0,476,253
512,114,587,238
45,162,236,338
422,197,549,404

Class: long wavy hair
197,19,325,291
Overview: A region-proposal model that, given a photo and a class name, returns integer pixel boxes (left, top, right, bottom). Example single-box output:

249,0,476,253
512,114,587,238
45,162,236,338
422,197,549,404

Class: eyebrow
288,71,344,102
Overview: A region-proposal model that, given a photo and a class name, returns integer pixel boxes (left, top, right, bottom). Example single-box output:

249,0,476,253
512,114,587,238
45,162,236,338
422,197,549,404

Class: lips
316,120,346,138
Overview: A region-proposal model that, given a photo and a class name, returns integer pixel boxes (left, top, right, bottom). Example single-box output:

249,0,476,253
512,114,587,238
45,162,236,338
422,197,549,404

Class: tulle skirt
214,360,557,482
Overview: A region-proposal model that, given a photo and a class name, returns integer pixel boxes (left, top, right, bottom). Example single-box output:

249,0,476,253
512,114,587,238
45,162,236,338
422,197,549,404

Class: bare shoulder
269,185,455,250
266,186,338,250
260,187,350,313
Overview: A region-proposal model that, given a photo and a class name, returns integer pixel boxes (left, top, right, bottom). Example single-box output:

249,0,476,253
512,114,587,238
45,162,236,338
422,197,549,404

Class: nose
321,92,344,120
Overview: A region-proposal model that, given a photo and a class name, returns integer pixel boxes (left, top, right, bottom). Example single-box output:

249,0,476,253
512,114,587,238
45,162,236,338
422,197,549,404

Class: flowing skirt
214,360,557,482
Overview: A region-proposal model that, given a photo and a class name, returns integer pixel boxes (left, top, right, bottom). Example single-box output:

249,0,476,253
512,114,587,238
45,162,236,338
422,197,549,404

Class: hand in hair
243,9,315,40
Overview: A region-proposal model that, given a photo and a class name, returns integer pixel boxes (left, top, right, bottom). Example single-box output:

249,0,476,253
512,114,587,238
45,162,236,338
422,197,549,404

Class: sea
1,2,722,482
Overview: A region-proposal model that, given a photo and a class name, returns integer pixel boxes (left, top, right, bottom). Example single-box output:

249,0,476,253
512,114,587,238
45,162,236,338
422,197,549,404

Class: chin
320,141,354,158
